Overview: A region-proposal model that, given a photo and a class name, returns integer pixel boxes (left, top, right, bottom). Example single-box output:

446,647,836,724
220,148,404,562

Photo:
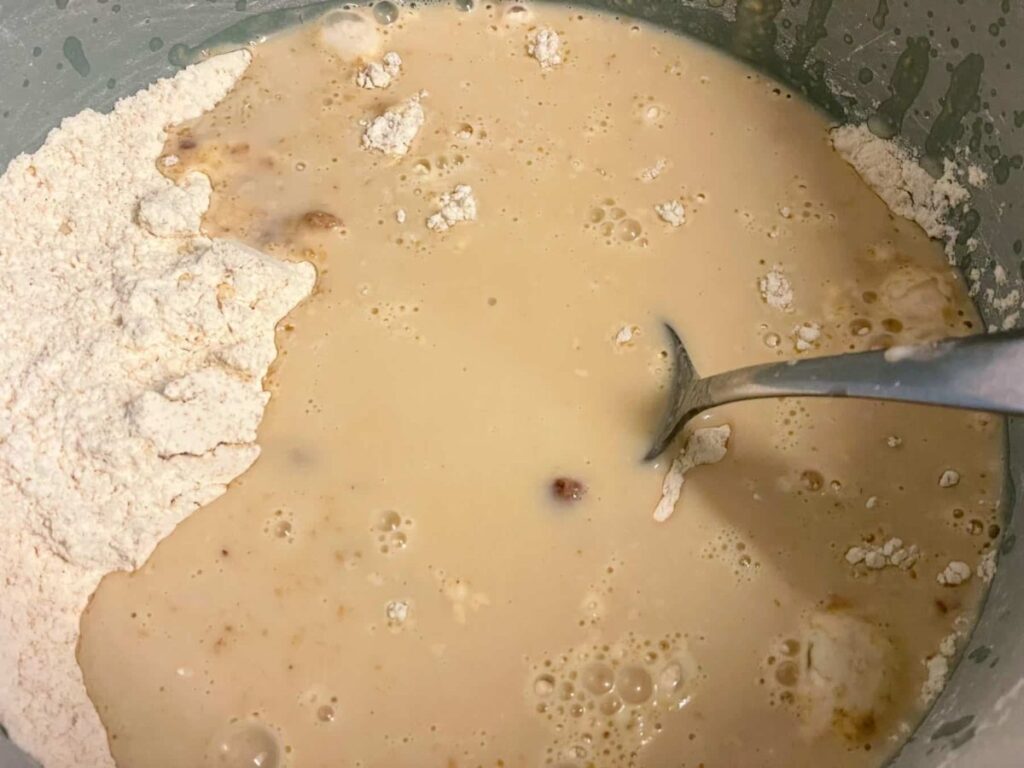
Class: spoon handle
646,328,1024,460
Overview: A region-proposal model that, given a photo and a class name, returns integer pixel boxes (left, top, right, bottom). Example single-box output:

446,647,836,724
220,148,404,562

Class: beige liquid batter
78,5,1004,768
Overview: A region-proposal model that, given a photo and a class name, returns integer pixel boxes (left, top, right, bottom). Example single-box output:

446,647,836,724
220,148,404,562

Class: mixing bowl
1,1,1020,765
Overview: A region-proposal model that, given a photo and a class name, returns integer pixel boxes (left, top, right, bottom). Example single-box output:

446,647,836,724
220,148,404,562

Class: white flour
653,425,731,523
831,124,969,255
528,27,562,69
426,184,478,231
759,265,793,311
967,164,988,188
361,96,425,156
791,321,822,352
655,200,686,227
614,324,638,347
137,170,212,236
356,51,402,89
937,560,972,586
0,51,315,768
921,620,968,705
385,599,410,626
845,537,920,571
977,549,997,583
639,158,667,182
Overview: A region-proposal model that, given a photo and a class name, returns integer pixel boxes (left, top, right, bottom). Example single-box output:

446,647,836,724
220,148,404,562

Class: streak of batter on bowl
77,4,1005,768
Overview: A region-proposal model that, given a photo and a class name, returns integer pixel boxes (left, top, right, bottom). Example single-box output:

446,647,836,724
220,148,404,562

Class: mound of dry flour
0,51,315,768
830,124,969,253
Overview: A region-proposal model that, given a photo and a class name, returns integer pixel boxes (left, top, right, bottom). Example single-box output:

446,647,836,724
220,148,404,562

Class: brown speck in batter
552,477,587,502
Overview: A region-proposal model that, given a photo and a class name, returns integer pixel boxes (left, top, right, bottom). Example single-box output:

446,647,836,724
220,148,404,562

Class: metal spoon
645,324,1024,461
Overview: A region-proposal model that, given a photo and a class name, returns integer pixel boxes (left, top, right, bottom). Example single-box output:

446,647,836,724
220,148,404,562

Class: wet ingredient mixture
78,4,1003,768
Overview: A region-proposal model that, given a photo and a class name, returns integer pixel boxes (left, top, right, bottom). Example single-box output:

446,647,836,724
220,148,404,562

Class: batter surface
78,4,1003,767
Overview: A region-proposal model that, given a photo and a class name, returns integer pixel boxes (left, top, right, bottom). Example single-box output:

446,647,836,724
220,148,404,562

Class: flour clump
427,184,478,231
831,124,968,252
792,321,822,352
528,27,562,68
653,425,731,522
0,51,314,768
845,537,920,571
362,96,425,156
759,265,794,311
655,200,686,227
936,560,972,586
356,51,403,89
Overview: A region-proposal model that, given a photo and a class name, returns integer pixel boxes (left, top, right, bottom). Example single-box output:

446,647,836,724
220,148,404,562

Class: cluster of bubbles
762,636,804,711
582,105,615,138
827,284,911,354
774,461,850,513
408,151,469,181
948,505,1001,540
372,509,413,555
453,120,489,143
645,345,672,386
365,300,423,341
734,196,839,242
576,557,624,628
205,688,347,768
698,527,762,582
528,633,698,767
264,508,296,542
299,685,342,725
768,397,813,451
584,198,646,247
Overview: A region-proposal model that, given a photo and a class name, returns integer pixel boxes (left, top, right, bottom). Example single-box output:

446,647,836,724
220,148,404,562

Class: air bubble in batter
800,470,824,492
599,694,623,715
781,638,801,656
373,0,399,24
657,661,685,697
615,665,653,705
207,721,280,768
377,510,402,532
617,219,642,242
503,3,533,23
775,661,799,687
581,662,615,695
849,318,872,336
534,674,556,697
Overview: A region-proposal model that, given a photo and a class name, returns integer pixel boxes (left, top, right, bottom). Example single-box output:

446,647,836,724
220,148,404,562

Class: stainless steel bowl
1,1,1020,765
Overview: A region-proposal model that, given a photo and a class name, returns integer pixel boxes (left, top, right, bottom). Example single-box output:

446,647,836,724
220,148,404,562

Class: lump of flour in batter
362,96,425,156
796,611,897,740
655,200,686,227
791,321,822,352
356,51,402,89
831,124,968,249
528,27,562,68
137,171,212,237
845,537,920,571
426,184,478,231
653,425,731,522
759,265,793,311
